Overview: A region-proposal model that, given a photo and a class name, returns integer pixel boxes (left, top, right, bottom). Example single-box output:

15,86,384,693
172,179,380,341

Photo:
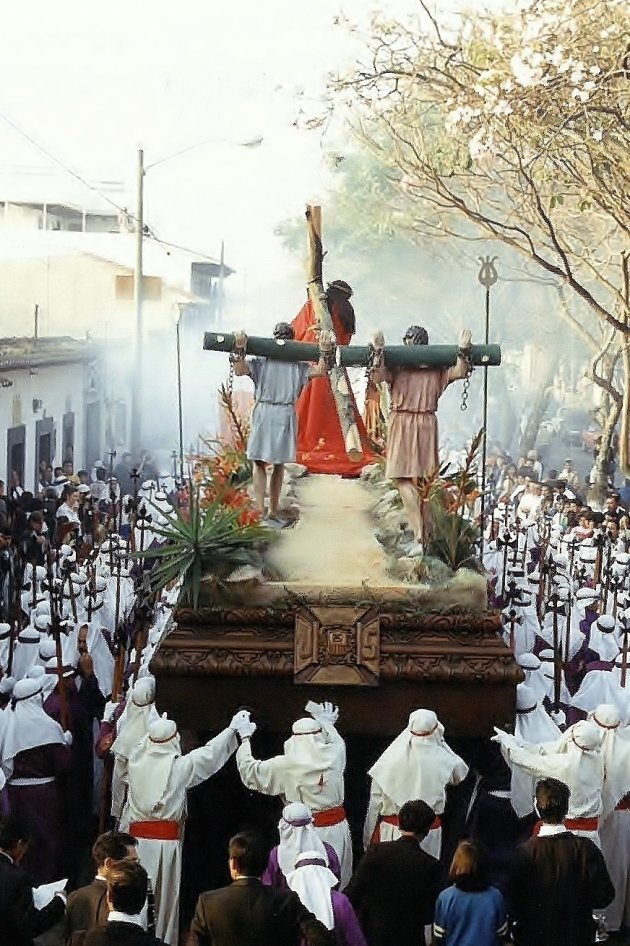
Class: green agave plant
425,429,483,571
426,493,480,571
136,485,269,608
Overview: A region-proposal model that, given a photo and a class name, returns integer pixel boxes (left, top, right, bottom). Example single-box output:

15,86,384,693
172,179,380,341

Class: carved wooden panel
294,606,380,686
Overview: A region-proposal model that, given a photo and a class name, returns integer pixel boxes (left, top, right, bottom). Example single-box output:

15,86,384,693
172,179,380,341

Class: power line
144,233,224,265
0,110,128,216
0,110,225,265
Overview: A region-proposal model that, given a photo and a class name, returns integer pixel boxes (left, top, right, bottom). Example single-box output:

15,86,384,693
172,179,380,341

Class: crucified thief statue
370,325,473,556
232,322,332,524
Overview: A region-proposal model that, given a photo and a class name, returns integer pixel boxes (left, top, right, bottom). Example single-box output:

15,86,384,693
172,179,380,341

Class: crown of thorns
327,280,353,297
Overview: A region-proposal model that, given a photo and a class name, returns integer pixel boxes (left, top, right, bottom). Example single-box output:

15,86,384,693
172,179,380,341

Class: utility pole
176,306,185,481
130,148,144,460
477,255,498,561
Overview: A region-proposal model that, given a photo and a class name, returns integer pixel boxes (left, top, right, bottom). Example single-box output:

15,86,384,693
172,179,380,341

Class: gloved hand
306,700,339,726
102,700,118,723
372,330,385,349
63,731,73,747
458,328,472,350
491,727,516,749
230,710,257,739
234,330,248,349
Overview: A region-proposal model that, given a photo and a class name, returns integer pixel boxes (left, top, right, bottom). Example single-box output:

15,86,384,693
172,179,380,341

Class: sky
0,0,402,307
2,0,547,457
0,0,513,328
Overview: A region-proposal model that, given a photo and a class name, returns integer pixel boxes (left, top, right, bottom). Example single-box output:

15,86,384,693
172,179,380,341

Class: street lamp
129,135,263,460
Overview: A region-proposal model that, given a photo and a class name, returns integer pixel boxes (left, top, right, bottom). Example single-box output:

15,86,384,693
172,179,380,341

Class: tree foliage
327,0,630,480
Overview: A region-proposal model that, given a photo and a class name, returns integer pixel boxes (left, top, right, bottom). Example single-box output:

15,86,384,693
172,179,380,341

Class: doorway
85,401,102,471
35,417,55,489
6,425,26,489
62,411,75,467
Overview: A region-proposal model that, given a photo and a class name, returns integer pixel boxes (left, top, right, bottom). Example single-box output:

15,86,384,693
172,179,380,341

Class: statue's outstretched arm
447,328,473,383
370,330,392,384
232,330,251,377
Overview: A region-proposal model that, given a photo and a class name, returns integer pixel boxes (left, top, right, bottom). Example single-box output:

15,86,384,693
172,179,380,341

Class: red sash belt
532,817,599,836
130,820,180,841
381,814,400,827
371,813,441,844
616,796,630,812
565,817,599,832
312,806,346,828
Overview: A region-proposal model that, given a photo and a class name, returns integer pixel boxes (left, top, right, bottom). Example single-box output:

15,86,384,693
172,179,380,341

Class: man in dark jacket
346,799,442,946
83,862,163,946
509,778,614,946
189,831,334,946
18,511,47,565
0,814,66,946
64,830,139,945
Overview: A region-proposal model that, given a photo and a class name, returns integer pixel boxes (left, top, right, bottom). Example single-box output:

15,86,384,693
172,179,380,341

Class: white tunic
501,738,605,846
236,729,352,888
364,724,468,859
126,728,237,945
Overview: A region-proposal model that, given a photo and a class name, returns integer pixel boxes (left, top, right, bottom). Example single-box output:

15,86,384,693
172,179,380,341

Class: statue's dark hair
404,325,429,346
273,322,294,341
326,282,355,336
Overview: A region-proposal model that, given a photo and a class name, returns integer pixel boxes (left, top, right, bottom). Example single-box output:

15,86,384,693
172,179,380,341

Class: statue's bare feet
264,514,286,530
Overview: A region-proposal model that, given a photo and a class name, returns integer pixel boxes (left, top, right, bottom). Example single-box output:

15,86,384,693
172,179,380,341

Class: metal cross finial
478,256,499,288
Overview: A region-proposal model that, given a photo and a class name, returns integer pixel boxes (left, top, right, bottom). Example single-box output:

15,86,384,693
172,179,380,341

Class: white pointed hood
368,709,468,811
127,714,180,815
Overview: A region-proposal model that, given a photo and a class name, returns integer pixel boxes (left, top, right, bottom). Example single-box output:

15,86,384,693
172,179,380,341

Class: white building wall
1,203,43,229
0,253,183,339
0,359,104,492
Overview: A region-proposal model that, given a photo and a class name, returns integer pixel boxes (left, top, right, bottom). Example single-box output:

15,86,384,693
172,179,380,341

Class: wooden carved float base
150,597,521,737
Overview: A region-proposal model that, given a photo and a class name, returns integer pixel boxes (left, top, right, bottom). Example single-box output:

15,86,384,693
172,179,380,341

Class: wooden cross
497,529,518,598
546,590,568,713
203,205,501,461
502,608,523,652
609,572,625,618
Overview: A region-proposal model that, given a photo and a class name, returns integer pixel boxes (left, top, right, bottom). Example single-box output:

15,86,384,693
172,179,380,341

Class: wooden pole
7,556,25,677
563,592,572,666
46,548,70,731
305,205,362,462
111,630,127,704
552,604,561,714
621,618,629,688
203,332,502,368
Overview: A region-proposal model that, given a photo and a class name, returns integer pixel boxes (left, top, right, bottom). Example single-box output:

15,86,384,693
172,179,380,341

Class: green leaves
425,429,482,570
427,495,480,571
135,486,268,609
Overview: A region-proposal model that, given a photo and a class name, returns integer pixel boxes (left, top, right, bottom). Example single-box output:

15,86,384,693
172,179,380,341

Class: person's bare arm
447,328,473,383
369,330,393,384
232,330,251,377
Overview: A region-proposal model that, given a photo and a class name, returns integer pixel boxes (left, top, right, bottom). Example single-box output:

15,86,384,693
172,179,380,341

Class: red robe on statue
291,299,374,476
